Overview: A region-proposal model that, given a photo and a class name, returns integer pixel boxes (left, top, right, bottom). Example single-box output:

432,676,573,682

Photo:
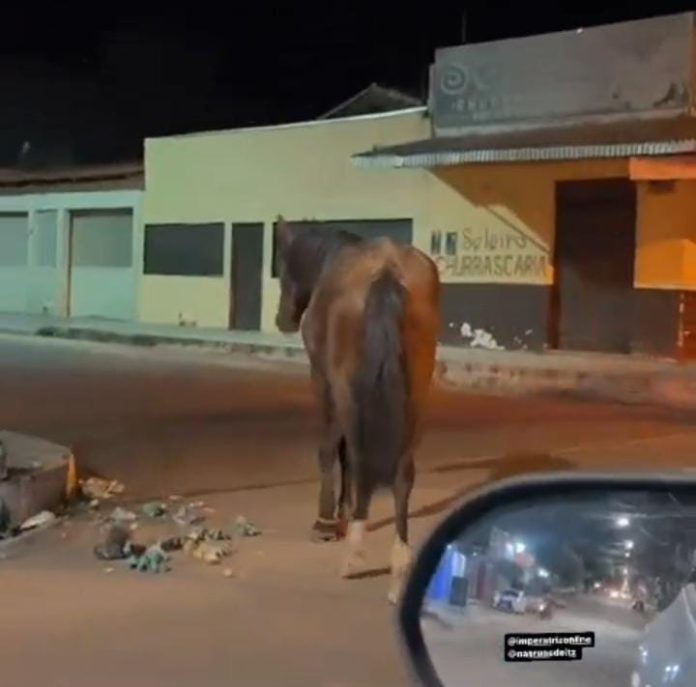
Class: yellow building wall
143,109,696,334
636,180,696,289
142,109,481,331
433,159,629,285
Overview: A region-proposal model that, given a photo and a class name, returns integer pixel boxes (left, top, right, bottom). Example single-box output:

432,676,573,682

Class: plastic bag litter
141,502,168,518
93,524,131,560
81,477,125,500
109,507,137,523
235,515,261,537
19,510,57,532
185,539,232,565
128,544,170,573
172,504,206,527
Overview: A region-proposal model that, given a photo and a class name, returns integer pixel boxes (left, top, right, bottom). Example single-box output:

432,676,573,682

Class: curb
0,431,73,529
0,516,63,554
35,326,308,361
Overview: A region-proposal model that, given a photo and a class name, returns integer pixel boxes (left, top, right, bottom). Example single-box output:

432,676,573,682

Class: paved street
423,597,644,687
1,332,696,686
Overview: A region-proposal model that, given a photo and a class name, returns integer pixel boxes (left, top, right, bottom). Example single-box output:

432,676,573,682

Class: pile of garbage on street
81,477,262,577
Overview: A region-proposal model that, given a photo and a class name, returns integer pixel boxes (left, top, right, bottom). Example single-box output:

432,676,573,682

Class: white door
69,209,136,320
27,210,60,315
0,213,30,313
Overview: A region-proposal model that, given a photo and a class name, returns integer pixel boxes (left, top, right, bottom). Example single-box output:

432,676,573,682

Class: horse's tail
352,267,410,488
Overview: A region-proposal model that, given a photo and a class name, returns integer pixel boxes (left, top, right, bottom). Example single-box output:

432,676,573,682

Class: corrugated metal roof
353,116,696,167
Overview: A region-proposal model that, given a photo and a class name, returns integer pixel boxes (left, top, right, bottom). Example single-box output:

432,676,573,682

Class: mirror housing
398,471,696,687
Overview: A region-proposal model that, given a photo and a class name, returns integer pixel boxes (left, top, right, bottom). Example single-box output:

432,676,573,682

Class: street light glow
616,516,630,528
514,541,526,554
624,540,634,550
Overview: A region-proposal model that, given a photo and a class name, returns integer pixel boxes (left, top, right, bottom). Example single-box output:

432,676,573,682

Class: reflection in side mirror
400,474,696,687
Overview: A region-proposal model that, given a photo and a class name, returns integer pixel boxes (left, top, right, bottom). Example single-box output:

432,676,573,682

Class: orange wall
434,161,696,291
636,180,696,289
433,159,628,285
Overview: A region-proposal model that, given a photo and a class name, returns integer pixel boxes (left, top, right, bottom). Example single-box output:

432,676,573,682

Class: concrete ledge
0,431,72,527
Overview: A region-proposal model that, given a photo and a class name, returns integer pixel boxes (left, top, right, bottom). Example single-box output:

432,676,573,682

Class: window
144,223,224,276
71,209,133,268
0,213,29,267
271,219,413,278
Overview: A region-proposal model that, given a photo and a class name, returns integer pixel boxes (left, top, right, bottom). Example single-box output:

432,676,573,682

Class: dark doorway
231,223,264,330
552,179,636,353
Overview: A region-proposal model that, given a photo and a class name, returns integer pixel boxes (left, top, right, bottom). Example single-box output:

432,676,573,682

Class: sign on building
431,12,695,134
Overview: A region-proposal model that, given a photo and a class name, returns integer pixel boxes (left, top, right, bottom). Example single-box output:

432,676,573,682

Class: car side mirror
397,472,696,687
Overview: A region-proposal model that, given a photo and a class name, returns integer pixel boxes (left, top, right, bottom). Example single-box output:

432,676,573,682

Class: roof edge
352,140,696,168
148,106,427,143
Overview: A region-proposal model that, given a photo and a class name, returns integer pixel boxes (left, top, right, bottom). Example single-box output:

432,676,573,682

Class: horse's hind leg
388,456,415,604
312,419,343,542
341,463,373,578
336,437,352,538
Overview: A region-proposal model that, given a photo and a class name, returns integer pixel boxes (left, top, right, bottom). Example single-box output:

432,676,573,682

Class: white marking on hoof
388,538,412,604
340,520,366,578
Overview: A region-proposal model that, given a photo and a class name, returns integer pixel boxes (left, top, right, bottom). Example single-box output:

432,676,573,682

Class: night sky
2,3,692,167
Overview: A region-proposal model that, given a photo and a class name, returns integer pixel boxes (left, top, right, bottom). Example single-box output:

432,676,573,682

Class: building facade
0,164,143,320
142,107,478,332
355,12,696,359
4,14,695,363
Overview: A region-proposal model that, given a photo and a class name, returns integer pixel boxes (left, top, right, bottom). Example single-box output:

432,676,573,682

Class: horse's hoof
335,518,348,540
310,520,338,543
388,578,403,605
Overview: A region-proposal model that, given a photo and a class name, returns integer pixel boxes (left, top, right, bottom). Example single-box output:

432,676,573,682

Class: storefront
354,12,696,359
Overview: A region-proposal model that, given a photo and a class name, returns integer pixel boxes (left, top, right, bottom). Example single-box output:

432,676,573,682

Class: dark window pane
145,223,224,276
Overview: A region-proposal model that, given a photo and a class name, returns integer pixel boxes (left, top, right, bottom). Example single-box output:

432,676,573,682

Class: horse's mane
285,226,363,296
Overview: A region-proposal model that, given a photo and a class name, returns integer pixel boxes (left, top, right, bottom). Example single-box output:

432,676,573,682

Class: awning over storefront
353,116,696,169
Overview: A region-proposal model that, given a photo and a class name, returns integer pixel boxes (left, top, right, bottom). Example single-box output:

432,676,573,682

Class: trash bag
141,502,168,519
235,515,261,537
128,544,170,573
94,524,131,561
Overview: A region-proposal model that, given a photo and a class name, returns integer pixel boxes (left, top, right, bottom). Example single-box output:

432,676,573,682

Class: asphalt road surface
423,597,644,687
3,333,696,499
0,333,695,686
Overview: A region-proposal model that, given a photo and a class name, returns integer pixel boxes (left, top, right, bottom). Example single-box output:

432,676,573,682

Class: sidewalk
3,311,696,411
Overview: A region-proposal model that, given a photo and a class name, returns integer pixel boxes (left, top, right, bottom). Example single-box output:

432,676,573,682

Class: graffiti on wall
429,221,549,283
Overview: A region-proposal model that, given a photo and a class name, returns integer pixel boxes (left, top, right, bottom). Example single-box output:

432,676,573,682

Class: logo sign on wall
431,12,693,133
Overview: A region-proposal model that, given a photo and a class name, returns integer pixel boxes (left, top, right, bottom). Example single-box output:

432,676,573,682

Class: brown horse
274,217,440,603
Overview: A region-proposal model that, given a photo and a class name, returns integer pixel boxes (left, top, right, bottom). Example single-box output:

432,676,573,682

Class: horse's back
326,237,438,304
317,238,439,420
